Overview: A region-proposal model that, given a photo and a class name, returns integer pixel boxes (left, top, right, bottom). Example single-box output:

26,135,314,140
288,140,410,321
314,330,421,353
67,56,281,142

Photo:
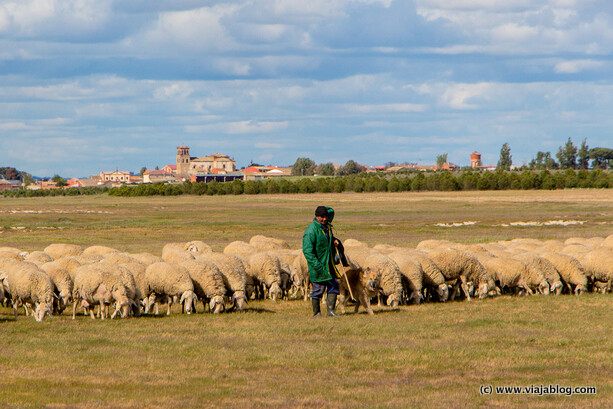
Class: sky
1,0,612,177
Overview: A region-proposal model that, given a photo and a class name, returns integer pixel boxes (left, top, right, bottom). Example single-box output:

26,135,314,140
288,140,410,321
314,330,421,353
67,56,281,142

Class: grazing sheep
569,250,613,292
249,235,290,251
223,240,257,259
7,267,55,321
0,246,24,256
199,253,248,311
404,250,449,302
161,248,195,264
474,253,549,296
129,252,163,265
538,252,588,295
424,248,496,300
268,249,304,297
602,234,613,249
338,259,381,315
103,252,138,265
180,259,226,313
40,261,73,313
343,238,369,249
24,251,53,267
245,252,283,301
514,253,564,295
416,239,455,251
163,241,212,256
91,263,143,317
51,257,82,280
43,243,83,259
143,262,197,315
72,265,131,320
387,252,424,304
83,245,120,256
0,250,24,261
71,254,104,265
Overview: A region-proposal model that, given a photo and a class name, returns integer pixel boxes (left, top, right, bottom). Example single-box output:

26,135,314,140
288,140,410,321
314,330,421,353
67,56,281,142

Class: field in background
1,190,612,408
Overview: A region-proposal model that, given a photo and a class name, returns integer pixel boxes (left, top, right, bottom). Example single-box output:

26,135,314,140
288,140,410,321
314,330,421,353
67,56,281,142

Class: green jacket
302,210,339,283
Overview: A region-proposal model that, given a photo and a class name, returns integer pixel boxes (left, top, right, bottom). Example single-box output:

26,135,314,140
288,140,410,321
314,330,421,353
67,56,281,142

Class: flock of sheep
1,233,612,321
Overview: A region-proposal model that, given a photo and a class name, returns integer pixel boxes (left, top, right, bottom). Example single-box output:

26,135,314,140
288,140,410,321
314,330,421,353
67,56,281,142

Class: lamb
143,262,197,315
198,253,248,311
72,265,131,320
43,243,83,259
24,251,53,267
82,245,120,256
245,252,283,301
180,259,226,313
514,253,564,295
424,248,496,300
473,253,549,296
538,252,588,295
223,240,257,259
338,259,381,315
7,267,55,321
40,261,73,313
387,251,425,305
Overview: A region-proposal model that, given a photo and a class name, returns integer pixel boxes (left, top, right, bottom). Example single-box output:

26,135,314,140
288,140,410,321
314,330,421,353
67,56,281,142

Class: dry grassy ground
1,190,612,408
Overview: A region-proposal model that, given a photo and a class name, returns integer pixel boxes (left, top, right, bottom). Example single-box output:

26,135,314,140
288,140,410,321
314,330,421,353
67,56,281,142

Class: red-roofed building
143,169,175,183
162,165,177,175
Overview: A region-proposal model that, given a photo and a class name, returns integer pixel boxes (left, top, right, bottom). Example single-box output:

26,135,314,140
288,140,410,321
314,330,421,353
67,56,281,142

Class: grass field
1,190,612,408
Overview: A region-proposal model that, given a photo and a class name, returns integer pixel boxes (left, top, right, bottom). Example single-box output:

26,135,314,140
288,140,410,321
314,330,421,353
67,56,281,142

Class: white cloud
554,59,604,73
439,83,492,109
224,120,288,134
344,103,427,113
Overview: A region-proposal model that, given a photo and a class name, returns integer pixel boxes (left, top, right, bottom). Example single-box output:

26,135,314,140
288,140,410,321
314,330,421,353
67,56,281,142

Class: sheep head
477,282,490,299
387,293,400,308
268,282,282,301
111,295,130,319
538,280,550,295
35,301,53,322
437,283,449,302
232,291,247,311
551,281,563,295
180,290,197,314
210,295,225,314
409,290,423,305
574,284,587,295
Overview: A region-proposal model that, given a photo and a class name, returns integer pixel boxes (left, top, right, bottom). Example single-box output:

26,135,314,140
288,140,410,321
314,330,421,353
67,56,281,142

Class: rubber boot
311,298,322,318
326,293,338,317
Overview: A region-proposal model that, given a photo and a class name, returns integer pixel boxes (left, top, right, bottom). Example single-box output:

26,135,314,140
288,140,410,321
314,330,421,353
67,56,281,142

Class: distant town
0,146,498,192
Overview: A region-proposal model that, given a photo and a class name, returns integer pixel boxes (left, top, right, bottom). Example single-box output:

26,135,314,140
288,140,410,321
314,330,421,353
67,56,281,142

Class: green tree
155,166,160,170
436,153,448,168
556,137,577,169
337,160,364,175
51,174,68,187
529,151,557,170
140,167,147,176
316,162,335,176
577,139,589,169
291,157,316,176
588,148,613,169
497,143,512,171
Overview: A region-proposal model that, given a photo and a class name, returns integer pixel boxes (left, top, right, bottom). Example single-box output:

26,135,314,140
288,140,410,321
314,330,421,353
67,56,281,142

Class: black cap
315,206,328,217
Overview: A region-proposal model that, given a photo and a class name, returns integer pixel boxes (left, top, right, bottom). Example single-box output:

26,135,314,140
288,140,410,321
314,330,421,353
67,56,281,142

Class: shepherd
302,205,349,317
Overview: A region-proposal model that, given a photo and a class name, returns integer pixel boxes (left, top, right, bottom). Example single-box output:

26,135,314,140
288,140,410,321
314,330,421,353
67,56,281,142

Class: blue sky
1,0,612,177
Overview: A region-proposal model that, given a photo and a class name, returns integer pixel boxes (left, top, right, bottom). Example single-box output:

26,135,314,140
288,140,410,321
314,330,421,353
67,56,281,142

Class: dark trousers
310,277,340,299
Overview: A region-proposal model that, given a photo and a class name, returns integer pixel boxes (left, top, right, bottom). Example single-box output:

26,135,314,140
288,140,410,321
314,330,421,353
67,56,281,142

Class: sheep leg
167,296,172,316
72,299,79,320
459,276,471,301
377,293,383,307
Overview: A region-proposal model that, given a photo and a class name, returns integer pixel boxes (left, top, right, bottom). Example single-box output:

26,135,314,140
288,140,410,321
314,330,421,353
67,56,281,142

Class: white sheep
245,252,283,301
416,239,456,251
7,266,55,321
538,252,588,295
198,253,248,311
103,252,138,265
129,252,163,265
51,257,83,280
180,259,226,313
249,235,290,251
404,250,449,302
40,261,73,313
424,248,496,300
387,251,425,305
163,241,212,257
514,253,564,295
82,245,120,256
569,249,613,292
91,263,143,317
143,262,197,315
473,253,549,296
24,251,54,267
43,243,83,259
161,247,196,264
223,240,257,260
71,265,131,320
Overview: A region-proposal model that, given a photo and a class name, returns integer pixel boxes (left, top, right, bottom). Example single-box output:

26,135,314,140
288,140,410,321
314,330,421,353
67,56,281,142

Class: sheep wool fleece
302,209,340,284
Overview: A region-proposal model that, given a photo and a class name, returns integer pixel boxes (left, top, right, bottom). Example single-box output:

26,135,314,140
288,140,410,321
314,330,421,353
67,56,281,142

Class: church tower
176,146,191,177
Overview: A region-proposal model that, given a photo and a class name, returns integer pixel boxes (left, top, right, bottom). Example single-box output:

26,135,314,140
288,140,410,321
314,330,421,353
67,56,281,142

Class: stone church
176,146,237,178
